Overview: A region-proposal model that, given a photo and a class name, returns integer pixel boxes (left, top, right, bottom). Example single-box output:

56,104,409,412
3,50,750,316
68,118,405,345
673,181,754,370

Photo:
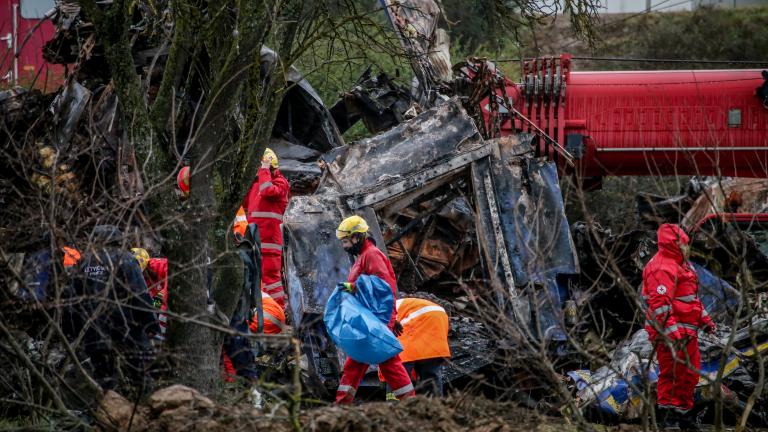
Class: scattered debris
568,317,768,423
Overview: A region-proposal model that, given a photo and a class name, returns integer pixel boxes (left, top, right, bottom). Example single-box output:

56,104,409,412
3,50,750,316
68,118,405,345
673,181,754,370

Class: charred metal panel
284,195,351,323
479,134,578,286
378,0,451,106
322,98,484,197
329,68,414,134
262,46,344,156
471,134,578,335
348,145,492,211
520,160,579,280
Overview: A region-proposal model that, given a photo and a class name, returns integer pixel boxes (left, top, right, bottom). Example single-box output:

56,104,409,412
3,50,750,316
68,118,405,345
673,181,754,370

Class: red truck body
1,0,63,91
475,55,768,179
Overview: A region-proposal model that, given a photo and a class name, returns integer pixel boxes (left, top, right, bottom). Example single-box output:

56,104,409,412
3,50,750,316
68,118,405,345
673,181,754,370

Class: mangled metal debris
285,97,580,394
329,67,416,135
568,317,768,422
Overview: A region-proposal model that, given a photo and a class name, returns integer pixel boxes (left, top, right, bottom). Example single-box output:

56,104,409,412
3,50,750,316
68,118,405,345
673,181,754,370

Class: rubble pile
95,385,578,432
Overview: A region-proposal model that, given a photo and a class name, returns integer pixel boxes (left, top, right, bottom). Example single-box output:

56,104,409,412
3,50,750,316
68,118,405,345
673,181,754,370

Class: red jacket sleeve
699,303,714,328
241,178,259,211
644,267,679,335
258,169,289,199
348,255,364,285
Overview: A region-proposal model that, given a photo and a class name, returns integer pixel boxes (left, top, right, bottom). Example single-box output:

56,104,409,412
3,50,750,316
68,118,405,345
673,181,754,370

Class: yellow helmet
262,148,279,168
336,215,369,239
131,247,150,271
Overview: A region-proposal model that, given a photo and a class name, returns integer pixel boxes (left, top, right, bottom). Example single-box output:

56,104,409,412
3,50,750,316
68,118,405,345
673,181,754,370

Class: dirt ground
122,386,631,432
98,385,767,432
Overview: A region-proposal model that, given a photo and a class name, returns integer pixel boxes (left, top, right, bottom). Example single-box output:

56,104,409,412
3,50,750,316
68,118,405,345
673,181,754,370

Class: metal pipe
596,146,768,152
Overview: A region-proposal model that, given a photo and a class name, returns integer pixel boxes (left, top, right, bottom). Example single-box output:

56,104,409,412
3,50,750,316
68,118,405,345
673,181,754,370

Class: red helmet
177,166,190,194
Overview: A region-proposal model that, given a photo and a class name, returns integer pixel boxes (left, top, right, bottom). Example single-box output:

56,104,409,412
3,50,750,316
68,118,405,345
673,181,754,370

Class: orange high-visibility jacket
249,291,285,334
62,246,81,268
233,206,248,238
396,298,451,363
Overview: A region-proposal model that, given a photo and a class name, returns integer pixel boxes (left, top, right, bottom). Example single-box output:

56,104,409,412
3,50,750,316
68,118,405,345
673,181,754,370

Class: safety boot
674,410,701,432
656,407,681,431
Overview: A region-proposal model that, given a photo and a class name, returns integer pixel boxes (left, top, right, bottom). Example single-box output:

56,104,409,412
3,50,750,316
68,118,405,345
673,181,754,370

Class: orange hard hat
177,166,190,193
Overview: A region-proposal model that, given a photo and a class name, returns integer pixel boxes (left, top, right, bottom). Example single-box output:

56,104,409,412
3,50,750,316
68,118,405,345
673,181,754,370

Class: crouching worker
223,291,286,382
132,248,169,342
332,215,415,404
385,297,451,398
643,223,715,430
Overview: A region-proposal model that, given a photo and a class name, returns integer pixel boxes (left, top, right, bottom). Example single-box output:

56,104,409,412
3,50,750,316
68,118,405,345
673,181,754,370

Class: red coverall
642,224,714,412
335,238,415,404
144,257,169,339
242,167,290,308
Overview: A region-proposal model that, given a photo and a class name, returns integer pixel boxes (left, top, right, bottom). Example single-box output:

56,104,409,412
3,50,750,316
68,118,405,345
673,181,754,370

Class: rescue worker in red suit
334,215,415,404
242,148,290,308
643,224,716,430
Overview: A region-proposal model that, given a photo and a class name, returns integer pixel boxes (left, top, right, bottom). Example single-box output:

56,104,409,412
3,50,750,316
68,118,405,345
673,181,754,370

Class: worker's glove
337,282,355,293
393,320,404,337
704,321,717,335
261,155,273,169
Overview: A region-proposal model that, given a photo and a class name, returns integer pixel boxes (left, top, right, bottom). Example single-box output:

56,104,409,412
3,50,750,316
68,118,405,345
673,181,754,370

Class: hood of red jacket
657,223,689,262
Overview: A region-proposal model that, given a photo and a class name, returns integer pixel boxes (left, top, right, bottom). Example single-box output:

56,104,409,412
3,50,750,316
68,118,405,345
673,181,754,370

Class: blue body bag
323,275,403,364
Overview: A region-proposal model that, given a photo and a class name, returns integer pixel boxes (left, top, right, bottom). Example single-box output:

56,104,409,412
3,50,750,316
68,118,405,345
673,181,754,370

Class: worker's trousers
262,251,285,308
336,354,415,404
656,336,700,412
387,358,445,396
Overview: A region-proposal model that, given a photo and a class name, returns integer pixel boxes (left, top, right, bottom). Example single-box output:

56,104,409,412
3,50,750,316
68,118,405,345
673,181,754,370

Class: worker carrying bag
324,275,403,365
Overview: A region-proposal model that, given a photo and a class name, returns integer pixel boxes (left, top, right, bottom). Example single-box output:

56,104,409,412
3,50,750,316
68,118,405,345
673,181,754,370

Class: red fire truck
1,0,63,91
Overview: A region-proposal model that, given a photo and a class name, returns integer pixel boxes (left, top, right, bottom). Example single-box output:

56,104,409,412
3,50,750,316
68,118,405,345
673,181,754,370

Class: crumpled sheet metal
330,69,415,135
49,81,91,148
321,98,483,197
283,195,353,394
284,195,352,326
472,135,579,289
682,178,768,230
378,0,451,105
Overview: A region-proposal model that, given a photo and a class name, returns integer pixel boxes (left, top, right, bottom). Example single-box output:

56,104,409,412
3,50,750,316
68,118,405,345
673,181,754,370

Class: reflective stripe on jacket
242,168,289,247
249,291,285,334
396,298,451,363
642,224,713,339
233,206,248,237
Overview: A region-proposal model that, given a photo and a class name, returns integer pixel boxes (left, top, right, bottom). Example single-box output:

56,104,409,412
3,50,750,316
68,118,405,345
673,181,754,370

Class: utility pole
646,0,652,12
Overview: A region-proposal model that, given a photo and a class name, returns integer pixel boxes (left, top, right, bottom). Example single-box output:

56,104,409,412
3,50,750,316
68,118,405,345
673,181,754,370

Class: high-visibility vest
396,298,450,363
249,291,285,334
233,206,248,237
61,246,81,268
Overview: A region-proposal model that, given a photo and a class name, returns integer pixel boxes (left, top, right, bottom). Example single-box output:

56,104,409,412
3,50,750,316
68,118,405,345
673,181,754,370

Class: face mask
343,236,364,257
680,244,691,259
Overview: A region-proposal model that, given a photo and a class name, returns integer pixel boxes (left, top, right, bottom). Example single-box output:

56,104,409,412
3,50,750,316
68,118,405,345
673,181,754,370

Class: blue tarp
691,262,741,323
323,275,402,365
